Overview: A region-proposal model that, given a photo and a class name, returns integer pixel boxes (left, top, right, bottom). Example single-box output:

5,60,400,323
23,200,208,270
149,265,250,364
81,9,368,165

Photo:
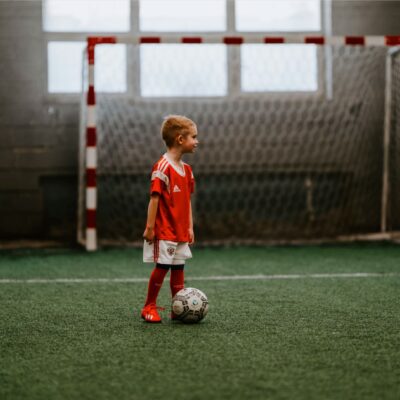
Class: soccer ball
172,287,209,323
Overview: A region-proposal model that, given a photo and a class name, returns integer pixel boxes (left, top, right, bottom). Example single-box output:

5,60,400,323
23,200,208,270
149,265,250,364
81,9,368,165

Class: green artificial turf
0,244,399,400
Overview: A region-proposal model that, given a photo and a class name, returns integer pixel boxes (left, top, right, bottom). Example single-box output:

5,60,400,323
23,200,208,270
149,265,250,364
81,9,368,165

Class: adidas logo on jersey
173,185,181,193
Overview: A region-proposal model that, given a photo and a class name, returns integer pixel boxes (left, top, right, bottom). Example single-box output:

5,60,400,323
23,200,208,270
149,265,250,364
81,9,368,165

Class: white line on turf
0,272,398,284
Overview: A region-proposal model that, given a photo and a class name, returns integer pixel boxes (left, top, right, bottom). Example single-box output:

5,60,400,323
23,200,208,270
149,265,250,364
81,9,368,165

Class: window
44,0,325,97
241,45,318,92
235,0,321,32
43,0,130,32
48,42,127,93
140,45,227,97
139,0,227,97
140,0,226,32
44,0,129,94
48,42,85,93
236,0,321,93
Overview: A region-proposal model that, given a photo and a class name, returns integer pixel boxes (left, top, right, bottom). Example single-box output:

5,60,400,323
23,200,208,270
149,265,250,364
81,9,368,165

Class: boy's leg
142,241,184,322
171,243,191,297
144,264,170,307
142,264,170,323
170,265,184,320
143,240,177,307
170,264,185,297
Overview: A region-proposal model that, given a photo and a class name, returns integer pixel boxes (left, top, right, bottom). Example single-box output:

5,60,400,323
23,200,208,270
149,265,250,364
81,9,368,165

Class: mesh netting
79,45,400,245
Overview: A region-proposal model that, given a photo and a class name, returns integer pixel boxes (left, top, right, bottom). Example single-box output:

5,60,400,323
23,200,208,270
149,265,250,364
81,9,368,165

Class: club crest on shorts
167,247,175,256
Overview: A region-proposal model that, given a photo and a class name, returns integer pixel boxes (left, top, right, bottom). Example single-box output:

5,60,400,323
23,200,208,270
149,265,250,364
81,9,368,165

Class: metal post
381,47,400,232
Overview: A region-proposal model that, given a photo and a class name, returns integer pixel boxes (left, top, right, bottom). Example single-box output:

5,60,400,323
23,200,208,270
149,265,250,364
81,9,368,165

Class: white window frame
232,0,329,99
134,0,230,100
43,0,133,101
42,0,330,101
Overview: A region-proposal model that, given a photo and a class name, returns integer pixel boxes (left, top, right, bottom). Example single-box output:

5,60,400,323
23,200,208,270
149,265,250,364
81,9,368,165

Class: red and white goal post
78,34,400,251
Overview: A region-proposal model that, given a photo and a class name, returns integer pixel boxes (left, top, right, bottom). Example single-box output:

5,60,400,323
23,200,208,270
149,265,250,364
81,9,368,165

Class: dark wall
0,0,399,241
333,0,400,35
0,0,79,240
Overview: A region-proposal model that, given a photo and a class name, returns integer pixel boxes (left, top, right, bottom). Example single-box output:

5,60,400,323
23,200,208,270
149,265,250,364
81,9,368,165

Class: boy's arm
188,200,194,244
143,193,160,244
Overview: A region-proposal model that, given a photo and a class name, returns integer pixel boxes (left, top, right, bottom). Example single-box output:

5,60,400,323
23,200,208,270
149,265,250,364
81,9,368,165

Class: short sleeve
150,165,169,195
150,176,163,195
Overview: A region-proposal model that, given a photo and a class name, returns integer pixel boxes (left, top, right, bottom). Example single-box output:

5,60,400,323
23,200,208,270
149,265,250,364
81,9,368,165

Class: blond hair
161,115,196,148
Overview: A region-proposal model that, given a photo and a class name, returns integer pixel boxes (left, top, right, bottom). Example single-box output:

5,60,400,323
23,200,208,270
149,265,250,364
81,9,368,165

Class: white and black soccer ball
172,287,209,323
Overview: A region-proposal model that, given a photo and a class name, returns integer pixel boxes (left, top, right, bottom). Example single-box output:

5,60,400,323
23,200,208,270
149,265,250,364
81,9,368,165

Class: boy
141,115,199,323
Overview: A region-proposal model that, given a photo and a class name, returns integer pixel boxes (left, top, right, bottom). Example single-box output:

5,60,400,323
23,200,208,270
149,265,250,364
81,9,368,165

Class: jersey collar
163,153,186,177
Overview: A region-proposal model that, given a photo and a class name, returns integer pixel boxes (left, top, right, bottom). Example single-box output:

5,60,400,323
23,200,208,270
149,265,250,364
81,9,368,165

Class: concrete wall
0,0,399,241
0,0,79,240
333,0,400,35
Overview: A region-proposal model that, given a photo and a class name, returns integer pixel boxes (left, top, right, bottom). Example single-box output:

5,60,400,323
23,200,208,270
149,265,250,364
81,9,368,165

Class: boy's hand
188,228,195,245
143,226,155,244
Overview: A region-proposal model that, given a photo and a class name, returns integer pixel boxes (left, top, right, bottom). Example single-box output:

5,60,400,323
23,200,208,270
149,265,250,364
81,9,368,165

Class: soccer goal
78,35,400,250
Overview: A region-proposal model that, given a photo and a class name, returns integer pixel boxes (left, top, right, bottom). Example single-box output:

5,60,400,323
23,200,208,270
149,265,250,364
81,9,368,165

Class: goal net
78,39,400,248
388,48,400,232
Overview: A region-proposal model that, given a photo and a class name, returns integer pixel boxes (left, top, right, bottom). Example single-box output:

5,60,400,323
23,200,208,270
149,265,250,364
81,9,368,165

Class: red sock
170,269,185,297
144,267,168,306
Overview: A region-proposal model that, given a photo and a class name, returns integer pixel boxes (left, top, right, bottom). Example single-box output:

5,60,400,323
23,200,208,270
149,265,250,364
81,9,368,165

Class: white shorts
143,239,192,265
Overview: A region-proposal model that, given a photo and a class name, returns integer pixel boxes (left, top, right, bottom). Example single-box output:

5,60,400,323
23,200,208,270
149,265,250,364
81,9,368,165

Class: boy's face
180,127,199,154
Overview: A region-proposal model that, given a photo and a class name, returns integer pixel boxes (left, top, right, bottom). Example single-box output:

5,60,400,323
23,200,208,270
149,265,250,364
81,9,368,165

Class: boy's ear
177,134,184,144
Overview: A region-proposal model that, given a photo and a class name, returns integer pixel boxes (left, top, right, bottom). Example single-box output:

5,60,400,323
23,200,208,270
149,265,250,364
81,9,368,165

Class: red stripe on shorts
154,239,159,263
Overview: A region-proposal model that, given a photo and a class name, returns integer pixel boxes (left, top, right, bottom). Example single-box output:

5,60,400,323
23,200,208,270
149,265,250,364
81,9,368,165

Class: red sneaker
141,304,163,323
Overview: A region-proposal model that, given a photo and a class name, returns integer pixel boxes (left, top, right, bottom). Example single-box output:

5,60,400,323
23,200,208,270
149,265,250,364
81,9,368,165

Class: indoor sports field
1,244,399,400
2,1,400,400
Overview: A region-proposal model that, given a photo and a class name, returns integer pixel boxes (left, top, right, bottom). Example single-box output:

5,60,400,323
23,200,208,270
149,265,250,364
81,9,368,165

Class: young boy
141,115,199,323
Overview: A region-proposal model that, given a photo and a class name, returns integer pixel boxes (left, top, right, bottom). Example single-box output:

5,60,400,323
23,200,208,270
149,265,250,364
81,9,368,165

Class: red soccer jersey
149,154,195,242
